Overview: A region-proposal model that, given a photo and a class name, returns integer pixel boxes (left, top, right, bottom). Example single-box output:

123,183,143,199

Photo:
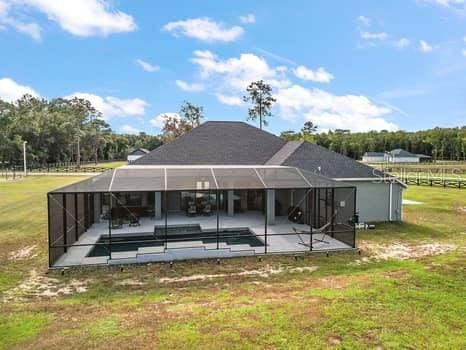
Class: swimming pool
87,227,264,257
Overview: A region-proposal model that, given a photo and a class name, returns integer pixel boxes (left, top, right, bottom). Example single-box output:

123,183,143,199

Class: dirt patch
158,264,319,283
116,278,146,286
2,269,89,302
8,245,38,260
327,336,342,346
351,242,456,265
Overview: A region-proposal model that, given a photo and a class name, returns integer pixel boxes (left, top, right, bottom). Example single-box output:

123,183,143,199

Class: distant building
127,148,149,164
361,152,387,163
362,149,432,163
387,149,422,163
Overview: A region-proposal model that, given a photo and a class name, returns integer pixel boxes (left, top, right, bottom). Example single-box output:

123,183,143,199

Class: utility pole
76,135,81,168
23,141,27,177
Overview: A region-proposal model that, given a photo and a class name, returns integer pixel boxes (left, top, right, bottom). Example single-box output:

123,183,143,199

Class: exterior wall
388,156,419,163
362,156,385,163
342,181,404,222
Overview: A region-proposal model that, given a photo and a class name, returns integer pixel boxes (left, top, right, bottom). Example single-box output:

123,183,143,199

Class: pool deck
54,211,353,267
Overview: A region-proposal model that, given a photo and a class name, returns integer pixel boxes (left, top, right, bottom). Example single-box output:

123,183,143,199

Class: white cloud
239,14,255,24
190,50,288,91
360,31,388,40
65,92,148,119
462,49,466,57
293,65,334,83
0,0,42,40
135,58,159,72
419,0,465,9
187,50,396,132
162,17,244,42
175,80,204,92
275,84,398,132
0,77,39,102
119,124,140,135
215,93,242,106
419,40,433,52
357,15,371,26
4,0,136,38
394,37,410,49
150,112,180,129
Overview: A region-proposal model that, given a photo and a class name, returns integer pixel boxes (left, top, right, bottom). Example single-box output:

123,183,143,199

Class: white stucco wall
339,180,404,222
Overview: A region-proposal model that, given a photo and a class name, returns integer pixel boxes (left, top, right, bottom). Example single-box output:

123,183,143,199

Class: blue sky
0,0,465,135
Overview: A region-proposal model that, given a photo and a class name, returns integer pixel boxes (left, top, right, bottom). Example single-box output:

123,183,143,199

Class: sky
0,0,465,136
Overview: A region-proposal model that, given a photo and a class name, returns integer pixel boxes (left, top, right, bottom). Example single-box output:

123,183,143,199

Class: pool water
87,228,264,257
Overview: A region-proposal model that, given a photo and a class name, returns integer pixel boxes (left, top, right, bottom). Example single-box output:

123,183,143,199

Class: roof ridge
265,140,304,165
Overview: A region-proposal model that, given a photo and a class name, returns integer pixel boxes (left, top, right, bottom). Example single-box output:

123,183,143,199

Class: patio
54,211,354,267
48,165,357,268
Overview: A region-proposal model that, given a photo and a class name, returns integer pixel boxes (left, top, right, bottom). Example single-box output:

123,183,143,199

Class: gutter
333,177,408,188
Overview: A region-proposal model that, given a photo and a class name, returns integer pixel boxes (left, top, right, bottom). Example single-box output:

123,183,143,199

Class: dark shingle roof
279,142,383,178
135,121,382,179
135,121,287,165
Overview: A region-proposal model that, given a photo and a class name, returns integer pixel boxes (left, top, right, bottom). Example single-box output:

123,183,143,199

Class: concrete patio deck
54,211,354,267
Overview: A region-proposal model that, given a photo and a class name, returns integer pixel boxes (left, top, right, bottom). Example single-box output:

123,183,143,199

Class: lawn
0,176,465,349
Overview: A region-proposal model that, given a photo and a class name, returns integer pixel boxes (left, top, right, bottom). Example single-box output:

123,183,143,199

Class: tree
160,114,191,142
180,101,204,128
302,121,318,135
243,80,276,129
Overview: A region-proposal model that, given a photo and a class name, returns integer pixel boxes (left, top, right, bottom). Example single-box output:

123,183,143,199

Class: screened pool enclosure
48,165,357,267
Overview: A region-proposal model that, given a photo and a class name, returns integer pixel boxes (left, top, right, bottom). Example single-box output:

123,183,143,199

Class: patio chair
128,214,140,227
187,201,197,217
202,203,213,216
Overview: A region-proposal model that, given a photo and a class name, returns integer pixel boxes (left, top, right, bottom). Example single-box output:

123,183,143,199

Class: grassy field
0,176,465,349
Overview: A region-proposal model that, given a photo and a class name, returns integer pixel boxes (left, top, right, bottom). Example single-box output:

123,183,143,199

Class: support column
227,190,234,217
266,189,275,225
154,192,162,220
94,193,101,222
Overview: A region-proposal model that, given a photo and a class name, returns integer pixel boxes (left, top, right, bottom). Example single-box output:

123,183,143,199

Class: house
135,121,405,223
362,149,432,163
361,152,387,163
46,121,403,268
387,149,421,163
127,148,149,164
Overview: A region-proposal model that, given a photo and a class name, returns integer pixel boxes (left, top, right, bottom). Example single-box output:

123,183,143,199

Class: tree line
281,126,466,161
0,95,162,167
1,80,465,167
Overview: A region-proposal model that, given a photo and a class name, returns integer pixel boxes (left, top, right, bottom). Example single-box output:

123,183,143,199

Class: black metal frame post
309,189,313,252
216,189,220,250
62,194,67,253
47,194,52,267
74,193,79,241
353,187,357,248
108,192,112,260
331,188,335,237
264,189,268,254
164,191,168,252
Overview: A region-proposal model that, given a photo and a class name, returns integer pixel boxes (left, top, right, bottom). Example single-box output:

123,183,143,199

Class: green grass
0,312,54,350
0,177,465,349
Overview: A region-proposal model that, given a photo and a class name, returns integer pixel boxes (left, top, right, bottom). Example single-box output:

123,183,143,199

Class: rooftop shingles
135,121,287,165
